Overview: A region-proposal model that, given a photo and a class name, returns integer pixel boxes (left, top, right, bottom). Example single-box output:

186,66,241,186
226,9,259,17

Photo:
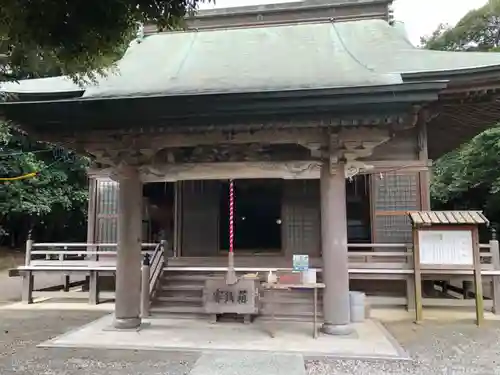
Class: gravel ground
306,320,500,375
1,308,500,374
0,310,200,375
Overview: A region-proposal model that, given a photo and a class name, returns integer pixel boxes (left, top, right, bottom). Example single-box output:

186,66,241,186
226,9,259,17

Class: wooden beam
82,128,329,151
88,160,430,181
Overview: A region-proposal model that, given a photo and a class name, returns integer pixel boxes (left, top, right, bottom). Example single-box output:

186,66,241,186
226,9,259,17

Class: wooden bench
16,266,116,305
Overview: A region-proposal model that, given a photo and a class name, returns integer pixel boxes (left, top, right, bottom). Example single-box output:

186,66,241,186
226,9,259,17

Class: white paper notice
418,230,473,266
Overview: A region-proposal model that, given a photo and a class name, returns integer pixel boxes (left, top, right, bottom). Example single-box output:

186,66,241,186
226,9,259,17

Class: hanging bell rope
225,179,237,285
229,179,234,254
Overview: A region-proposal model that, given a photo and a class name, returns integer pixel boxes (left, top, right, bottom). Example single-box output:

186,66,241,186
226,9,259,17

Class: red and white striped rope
229,179,234,253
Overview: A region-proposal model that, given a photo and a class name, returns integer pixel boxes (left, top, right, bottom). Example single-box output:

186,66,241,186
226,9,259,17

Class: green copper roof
81,21,402,98
334,20,500,75
3,19,500,99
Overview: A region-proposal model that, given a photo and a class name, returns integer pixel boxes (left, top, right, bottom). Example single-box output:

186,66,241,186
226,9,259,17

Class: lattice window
374,215,413,244
375,173,419,211
95,179,119,249
282,180,320,256
372,173,420,244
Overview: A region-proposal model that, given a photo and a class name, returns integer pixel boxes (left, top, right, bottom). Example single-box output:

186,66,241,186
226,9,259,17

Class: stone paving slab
2,309,500,375
190,352,306,375
39,314,409,360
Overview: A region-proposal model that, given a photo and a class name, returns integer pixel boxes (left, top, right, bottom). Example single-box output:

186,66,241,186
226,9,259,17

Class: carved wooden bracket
327,128,392,177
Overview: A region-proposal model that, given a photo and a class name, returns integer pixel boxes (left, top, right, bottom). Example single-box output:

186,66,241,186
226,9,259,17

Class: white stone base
39,314,410,360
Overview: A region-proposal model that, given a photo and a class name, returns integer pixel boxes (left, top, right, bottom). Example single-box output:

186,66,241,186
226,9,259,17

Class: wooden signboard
418,230,474,268
412,223,484,326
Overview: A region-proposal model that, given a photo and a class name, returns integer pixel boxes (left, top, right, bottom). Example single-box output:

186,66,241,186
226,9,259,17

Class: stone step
160,284,204,291
157,290,203,299
156,296,203,304
151,305,205,314
160,280,207,288
162,275,213,282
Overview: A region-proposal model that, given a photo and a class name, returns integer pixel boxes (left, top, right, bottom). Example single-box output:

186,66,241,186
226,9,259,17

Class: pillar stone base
113,317,142,330
321,323,354,336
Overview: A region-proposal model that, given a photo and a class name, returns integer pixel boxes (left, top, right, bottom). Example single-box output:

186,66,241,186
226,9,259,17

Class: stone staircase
150,269,324,320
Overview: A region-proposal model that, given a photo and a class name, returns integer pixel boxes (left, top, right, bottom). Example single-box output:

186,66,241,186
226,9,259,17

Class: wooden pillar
320,162,352,335
490,227,500,314
21,271,34,304
405,245,416,311
86,177,98,260
63,274,71,292
114,166,143,329
417,121,436,295
173,181,182,258
89,270,100,305
417,119,431,211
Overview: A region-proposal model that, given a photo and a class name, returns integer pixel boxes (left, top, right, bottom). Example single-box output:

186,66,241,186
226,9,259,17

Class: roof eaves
0,81,448,107
3,90,85,103
401,64,500,82
192,0,391,19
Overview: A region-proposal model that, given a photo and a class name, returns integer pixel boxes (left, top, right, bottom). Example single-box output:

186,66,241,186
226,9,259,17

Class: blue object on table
293,254,309,271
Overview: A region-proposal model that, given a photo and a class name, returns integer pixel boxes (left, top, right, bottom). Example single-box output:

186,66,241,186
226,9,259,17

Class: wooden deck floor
167,256,322,269
27,256,316,270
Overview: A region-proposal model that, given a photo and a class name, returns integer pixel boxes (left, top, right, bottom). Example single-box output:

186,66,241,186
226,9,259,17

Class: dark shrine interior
143,182,175,242
143,175,372,250
219,179,283,252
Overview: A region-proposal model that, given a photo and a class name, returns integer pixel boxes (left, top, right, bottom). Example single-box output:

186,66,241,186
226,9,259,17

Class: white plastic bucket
349,291,366,323
302,269,317,284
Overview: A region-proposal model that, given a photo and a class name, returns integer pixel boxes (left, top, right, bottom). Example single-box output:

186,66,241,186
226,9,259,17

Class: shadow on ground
1,309,500,374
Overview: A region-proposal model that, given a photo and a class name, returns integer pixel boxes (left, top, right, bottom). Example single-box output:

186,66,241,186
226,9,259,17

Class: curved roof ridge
329,21,378,73
334,19,500,77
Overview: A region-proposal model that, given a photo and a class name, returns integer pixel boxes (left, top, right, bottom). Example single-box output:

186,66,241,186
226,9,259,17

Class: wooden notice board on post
409,211,489,326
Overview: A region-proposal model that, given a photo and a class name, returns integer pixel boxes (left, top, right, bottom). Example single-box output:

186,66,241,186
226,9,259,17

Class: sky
199,0,489,46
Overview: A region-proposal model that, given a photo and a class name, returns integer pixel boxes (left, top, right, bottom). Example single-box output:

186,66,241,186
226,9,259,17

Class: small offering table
261,282,326,339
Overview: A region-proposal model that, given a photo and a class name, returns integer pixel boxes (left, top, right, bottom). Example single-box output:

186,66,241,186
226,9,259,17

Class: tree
431,127,500,219
422,0,500,225
421,0,500,52
0,0,208,82
0,125,91,247
0,1,212,247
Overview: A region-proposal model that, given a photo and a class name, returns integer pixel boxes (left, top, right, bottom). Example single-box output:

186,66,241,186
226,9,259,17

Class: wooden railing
26,242,159,266
148,240,165,296
140,241,166,317
17,239,500,314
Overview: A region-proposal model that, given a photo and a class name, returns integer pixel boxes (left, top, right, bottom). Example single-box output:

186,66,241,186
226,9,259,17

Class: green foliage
421,0,500,51
431,127,500,218
0,1,217,245
422,1,500,223
0,0,208,81
0,125,91,246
